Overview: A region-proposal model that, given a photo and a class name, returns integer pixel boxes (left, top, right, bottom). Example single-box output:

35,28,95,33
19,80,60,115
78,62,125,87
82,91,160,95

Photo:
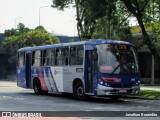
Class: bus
17,39,140,99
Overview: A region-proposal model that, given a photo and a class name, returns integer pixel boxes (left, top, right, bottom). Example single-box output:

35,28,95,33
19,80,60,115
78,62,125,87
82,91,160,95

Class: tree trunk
136,14,160,64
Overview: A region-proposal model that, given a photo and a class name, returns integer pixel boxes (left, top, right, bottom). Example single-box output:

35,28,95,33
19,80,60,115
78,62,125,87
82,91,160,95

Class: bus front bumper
97,84,140,96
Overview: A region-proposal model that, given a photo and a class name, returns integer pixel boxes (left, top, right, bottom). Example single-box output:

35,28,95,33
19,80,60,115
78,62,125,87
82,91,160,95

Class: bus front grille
111,83,132,88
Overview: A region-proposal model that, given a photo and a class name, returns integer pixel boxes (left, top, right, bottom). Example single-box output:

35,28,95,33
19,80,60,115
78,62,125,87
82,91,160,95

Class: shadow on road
16,91,131,104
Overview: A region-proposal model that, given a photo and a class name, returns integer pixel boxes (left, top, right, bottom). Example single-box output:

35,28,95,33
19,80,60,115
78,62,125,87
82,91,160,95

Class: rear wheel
33,79,42,95
73,82,86,100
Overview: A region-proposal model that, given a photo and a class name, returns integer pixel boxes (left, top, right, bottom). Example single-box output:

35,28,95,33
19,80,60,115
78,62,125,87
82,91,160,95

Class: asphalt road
0,81,160,120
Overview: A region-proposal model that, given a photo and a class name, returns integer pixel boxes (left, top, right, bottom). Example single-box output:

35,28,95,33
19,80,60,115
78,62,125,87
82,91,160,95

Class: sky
0,0,77,36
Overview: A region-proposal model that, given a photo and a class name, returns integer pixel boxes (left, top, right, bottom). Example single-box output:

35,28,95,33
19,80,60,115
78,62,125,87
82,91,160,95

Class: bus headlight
100,81,103,85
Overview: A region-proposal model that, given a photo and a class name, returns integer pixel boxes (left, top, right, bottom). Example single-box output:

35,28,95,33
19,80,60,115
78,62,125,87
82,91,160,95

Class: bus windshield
97,44,139,74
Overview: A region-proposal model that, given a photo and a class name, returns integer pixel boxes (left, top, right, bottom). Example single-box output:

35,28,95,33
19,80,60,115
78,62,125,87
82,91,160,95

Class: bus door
85,49,98,94
25,52,31,88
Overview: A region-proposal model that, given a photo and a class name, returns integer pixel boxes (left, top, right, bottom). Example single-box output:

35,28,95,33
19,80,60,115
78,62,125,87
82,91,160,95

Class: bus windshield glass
97,44,139,74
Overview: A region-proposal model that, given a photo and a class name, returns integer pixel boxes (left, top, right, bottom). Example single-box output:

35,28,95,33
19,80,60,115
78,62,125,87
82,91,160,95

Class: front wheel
33,79,42,95
73,82,86,100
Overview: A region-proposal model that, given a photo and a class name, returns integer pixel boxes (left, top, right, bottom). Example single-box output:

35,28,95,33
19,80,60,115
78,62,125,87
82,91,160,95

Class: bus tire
73,82,86,100
33,79,42,95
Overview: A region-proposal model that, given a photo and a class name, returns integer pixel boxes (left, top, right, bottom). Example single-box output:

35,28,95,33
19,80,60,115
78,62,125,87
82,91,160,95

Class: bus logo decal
49,68,58,92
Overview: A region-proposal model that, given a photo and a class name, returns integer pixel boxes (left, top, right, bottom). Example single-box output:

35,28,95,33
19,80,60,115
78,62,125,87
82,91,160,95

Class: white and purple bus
17,39,140,99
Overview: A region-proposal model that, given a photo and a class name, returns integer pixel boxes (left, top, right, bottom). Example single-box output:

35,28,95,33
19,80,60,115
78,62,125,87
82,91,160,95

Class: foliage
51,0,133,41
131,22,160,34
2,23,60,54
35,25,48,32
138,89,160,99
120,0,160,64
93,1,133,41
51,0,160,64
52,0,111,40
51,0,73,10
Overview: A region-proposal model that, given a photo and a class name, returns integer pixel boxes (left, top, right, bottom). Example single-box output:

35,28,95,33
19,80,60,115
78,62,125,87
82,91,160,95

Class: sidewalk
125,85,160,100
124,85,160,100
140,85,160,91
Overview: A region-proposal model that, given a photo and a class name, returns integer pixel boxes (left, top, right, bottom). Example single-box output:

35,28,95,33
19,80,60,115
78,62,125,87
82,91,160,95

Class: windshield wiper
110,64,120,75
124,64,134,74
110,63,134,75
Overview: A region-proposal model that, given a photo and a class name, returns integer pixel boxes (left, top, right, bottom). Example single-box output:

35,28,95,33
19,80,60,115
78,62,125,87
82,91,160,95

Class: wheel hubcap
34,84,38,92
77,87,83,96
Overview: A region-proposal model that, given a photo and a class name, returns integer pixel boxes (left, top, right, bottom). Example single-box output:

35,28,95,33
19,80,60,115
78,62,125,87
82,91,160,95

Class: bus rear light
102,77,121,82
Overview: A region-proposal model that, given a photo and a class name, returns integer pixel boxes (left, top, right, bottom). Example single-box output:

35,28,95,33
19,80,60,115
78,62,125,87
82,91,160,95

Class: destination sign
102,44,130,50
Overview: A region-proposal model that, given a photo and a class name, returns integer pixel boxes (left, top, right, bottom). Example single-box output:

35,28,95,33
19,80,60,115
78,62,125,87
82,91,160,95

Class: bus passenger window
61,47,69,65
43,50,48,66
77,46,84,65
32,50,41,66
56,49,62,66
70,47,76,65
52,49,56,66
32,51,35,66
48,49,55,66
55,49,58,66
18,52,25,67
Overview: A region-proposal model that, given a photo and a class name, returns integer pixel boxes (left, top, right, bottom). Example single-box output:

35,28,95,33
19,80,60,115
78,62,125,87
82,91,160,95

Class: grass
137,89,160,99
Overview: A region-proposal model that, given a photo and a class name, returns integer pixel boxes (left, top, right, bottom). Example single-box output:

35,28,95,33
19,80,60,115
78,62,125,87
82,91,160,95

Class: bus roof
18,39,132,52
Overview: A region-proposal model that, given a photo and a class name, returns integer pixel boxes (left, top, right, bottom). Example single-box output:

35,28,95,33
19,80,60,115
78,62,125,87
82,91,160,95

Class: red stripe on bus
39,69,47,91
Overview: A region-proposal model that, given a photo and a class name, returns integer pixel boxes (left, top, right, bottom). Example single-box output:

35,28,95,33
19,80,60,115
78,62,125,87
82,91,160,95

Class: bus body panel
29,66,84,93
97,73,140,95
17,67,26,88
62,66,84,93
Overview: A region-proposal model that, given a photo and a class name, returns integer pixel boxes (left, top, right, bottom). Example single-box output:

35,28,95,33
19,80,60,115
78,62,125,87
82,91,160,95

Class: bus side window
32,51,35,66
70,47,76,65
56,49,62,66
61,47,69,65
40,50,43,66
77,46,84,65
49,49,55,66
33,50,41,66
55,49,58,66
18,52,25,67
43,50,48,66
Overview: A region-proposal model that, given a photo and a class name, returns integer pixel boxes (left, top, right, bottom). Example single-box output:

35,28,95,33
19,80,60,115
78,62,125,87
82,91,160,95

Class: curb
122,95,160,100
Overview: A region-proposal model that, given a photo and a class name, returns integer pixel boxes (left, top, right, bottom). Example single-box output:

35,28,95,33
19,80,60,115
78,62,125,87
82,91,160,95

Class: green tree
35,25,48,32
51,0,160,64
52,0,109,40
120,0,160,63
24,29,59,46
93,1,132,40
17,23,30,34
52,0,133,41
4,28,17,37
2,23,60,54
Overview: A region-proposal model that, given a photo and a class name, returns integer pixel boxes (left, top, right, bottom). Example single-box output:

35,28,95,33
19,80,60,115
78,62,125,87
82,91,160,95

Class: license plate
119,89,127,93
